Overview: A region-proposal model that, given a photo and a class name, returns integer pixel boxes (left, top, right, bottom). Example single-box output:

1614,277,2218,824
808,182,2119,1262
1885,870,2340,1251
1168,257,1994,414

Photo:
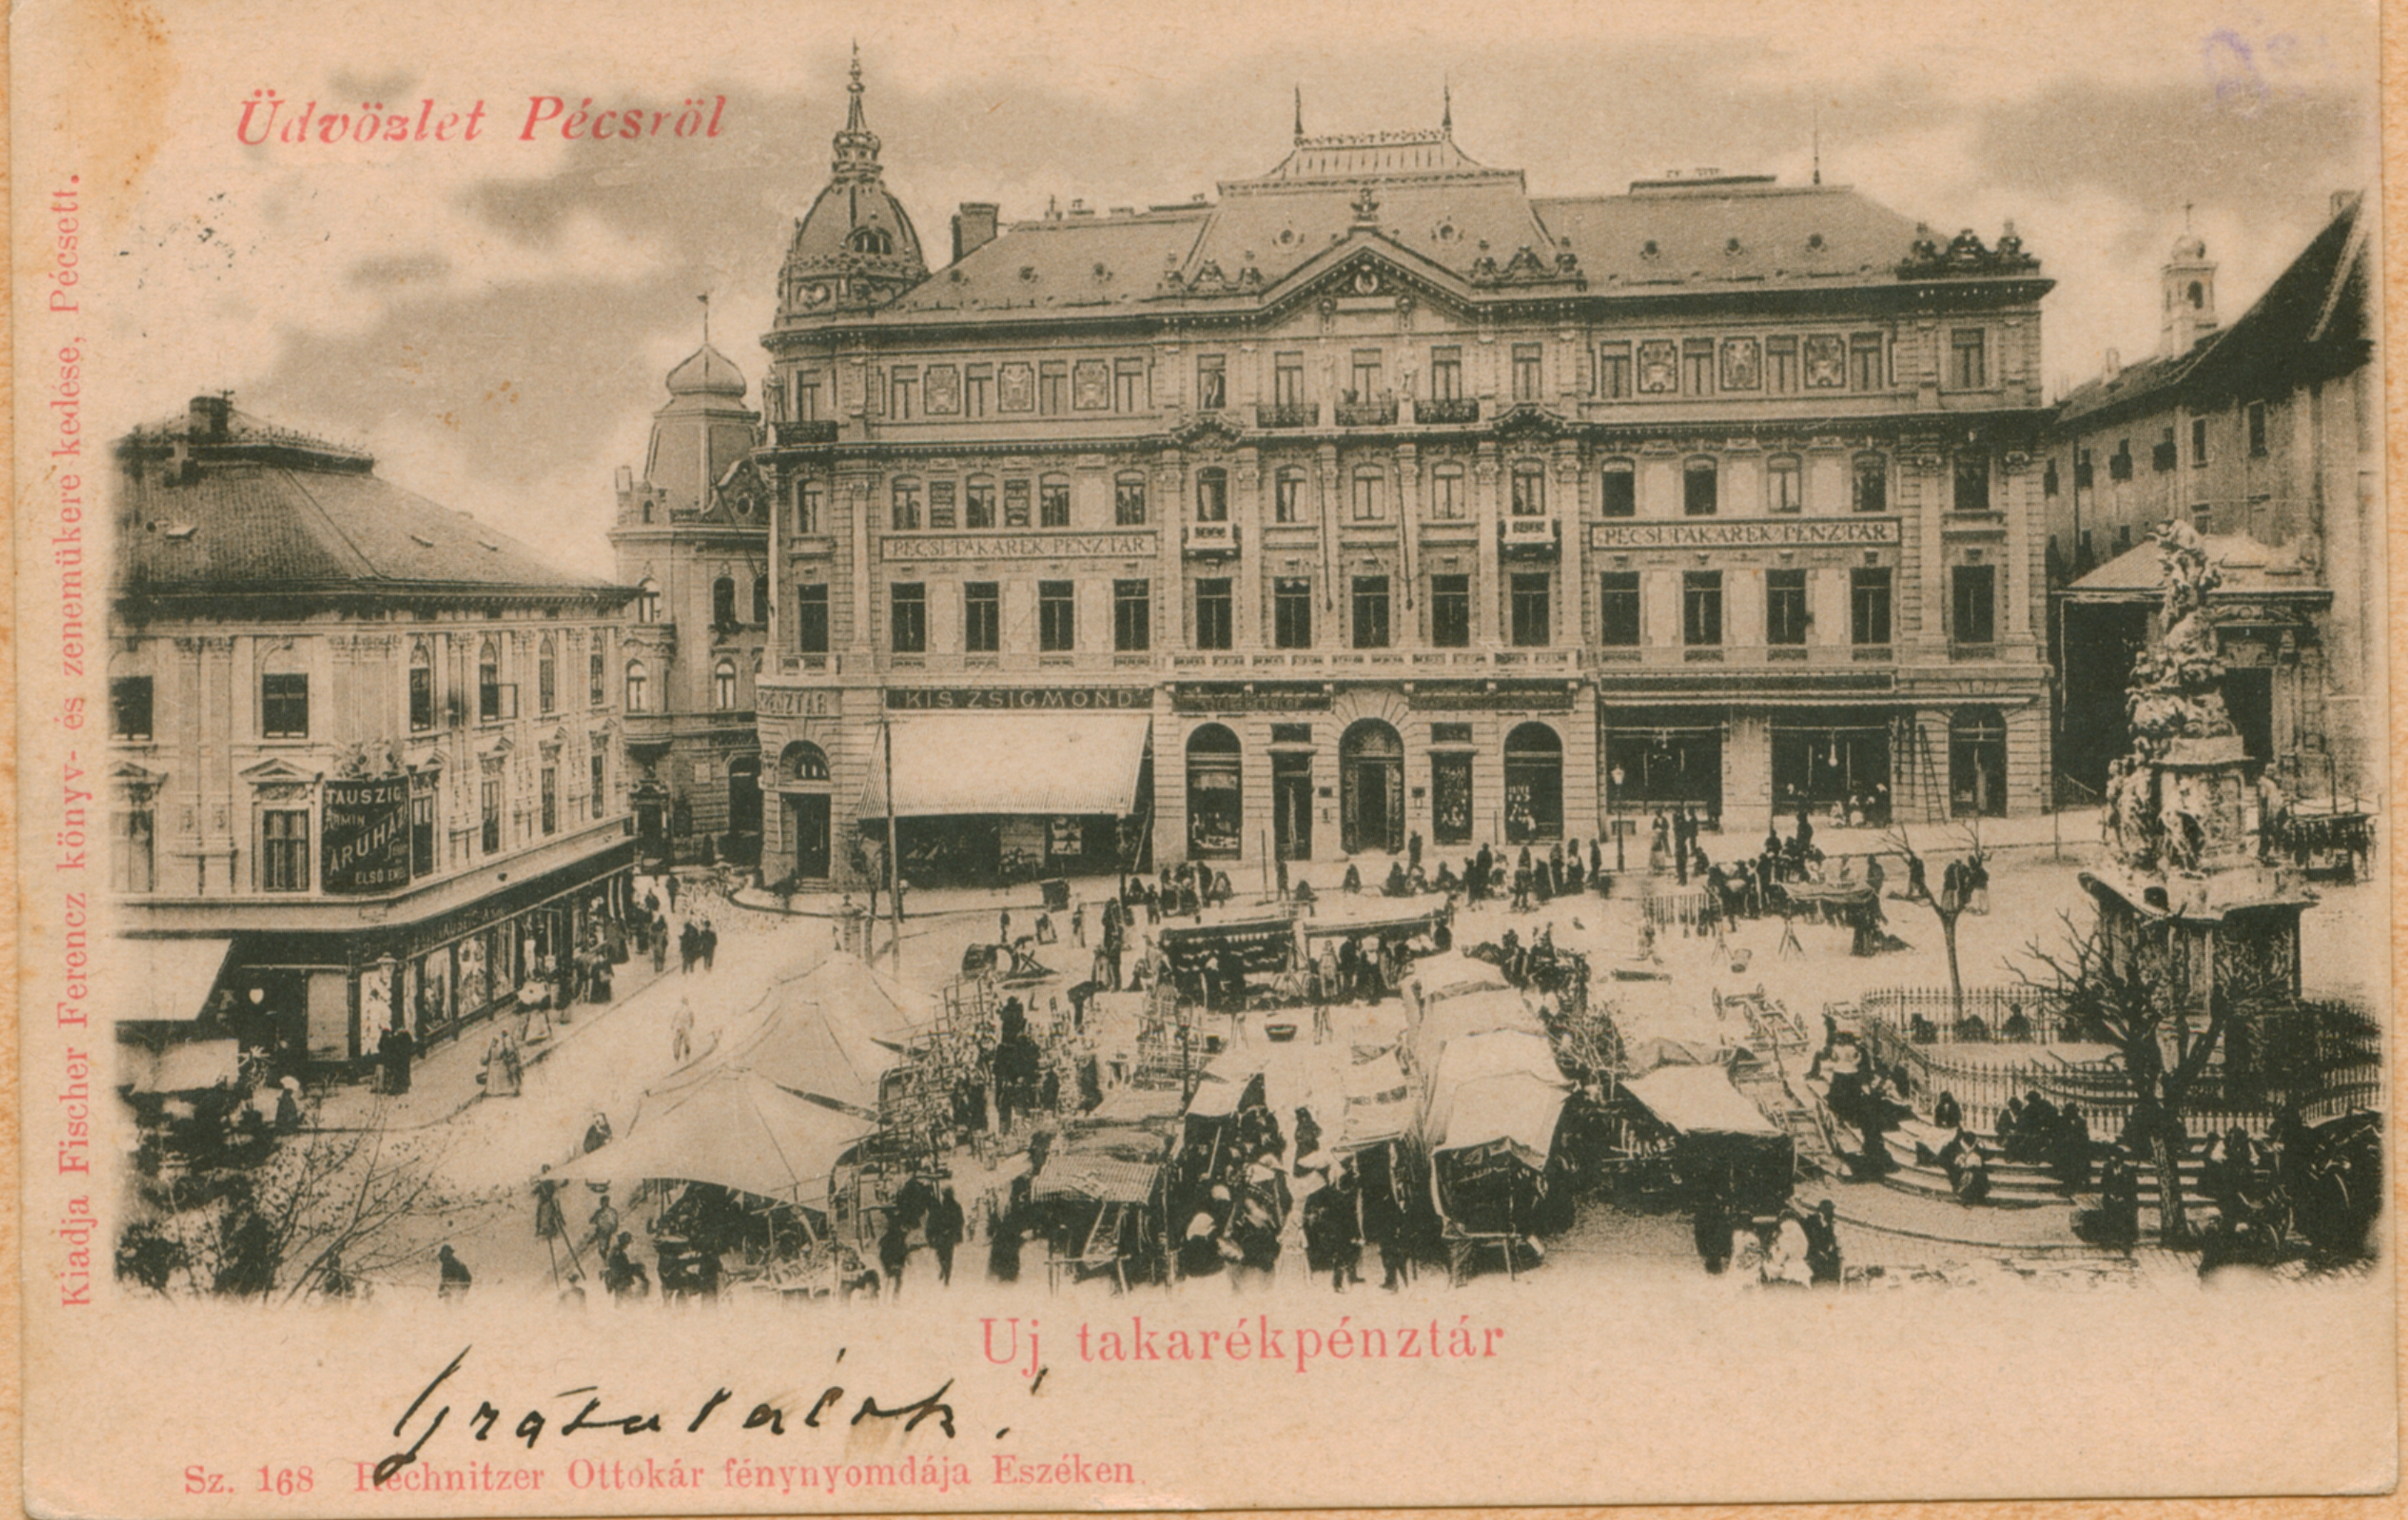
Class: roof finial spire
845,40,866,132
1442,76,1453,136
1811,101,1821,184
698,290,710,348
1294,84,1304,143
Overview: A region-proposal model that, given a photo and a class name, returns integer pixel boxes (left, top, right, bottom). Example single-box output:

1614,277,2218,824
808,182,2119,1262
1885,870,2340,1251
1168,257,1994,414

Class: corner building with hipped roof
751,59,2057,888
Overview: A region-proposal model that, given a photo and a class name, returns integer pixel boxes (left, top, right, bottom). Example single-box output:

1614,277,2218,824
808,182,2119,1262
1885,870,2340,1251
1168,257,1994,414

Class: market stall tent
566,1068,872,1205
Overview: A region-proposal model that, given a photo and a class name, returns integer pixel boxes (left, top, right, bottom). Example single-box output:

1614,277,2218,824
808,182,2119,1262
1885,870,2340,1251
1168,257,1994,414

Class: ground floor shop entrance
1341,720,1405,855
1601,712,1724,818
1272,752,1314,860
1771,709,1894,824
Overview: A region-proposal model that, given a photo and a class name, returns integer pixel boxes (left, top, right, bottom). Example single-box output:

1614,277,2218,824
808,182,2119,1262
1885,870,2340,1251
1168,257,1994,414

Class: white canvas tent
567,1068,872,1205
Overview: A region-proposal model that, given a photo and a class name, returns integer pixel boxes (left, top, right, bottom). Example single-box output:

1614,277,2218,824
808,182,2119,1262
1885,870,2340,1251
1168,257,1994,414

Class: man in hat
927,1185,966,1287
1802,1200,1843,1285
437,1245,472,1299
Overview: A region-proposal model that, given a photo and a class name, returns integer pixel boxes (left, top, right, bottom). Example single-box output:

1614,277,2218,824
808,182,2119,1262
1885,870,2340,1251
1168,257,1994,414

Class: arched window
713,658,738,711
711,576,737,627
477,638,503,722
635,577,662,623
1949,706,2008,818
1114,472,1148,526
1185,724,1243,858
536,637,558,714
1195,467,1229,522
752,574,771,626
850,226,893,255
624,659,649,714
1510,462,1547,517
1350,468,1385,522
1851,452,1889,513
1767,454,1803,515
1428,464,1465,520
780,741,830,784
407,641,435,731
2188,280,2205,309
1503,722,1564,842
589,642,606,706
1683,456,1719,517
1599,458,1636,517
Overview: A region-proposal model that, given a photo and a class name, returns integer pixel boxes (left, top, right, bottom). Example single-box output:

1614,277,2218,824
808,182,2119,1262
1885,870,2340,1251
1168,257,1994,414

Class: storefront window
1772,719,1892,822
1950,706,2008,817
1185,724,1242,858
1503,723,1563,842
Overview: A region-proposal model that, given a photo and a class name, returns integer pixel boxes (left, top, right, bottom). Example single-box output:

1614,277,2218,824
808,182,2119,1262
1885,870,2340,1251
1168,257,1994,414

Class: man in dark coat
1802,1200,1843,1285
437,1245,472,1299
878,1212,910,1301
927,1186,966,1285
380,1020,415,1095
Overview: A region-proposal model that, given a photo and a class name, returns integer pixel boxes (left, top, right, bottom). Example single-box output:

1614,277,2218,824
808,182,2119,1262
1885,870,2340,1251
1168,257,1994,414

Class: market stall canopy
1618,1063,1783,1139
1620,1035,1730,1077
761,951,938,1044
1418,986,1545,1054
1300,893,1451,938
121,1038,240,1093
121,938,234,1022
1183,1049,1268,1119
861,712,1152,818
1406,950,1512,1002
1030,1121,1170,1205
664,971,914,1116
1337,1050,1416,1151
1157,908,1299,972
1419,1030,1570,1165
566,1068,870,1203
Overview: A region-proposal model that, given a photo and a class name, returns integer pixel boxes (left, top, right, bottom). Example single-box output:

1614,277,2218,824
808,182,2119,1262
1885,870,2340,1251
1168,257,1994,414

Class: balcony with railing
1414,397,1480,425
1256,401,1319,430
774,420,840,446
1498,513,1561,559
1184,521,1241,558
1334,399,1398,427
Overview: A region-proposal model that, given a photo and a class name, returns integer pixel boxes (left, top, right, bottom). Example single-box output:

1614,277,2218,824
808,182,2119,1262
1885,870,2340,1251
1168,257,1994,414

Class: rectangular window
1273,577,1313,649
113,675,154,739
1765,568,1809,646
1274,353,1305,405
537,657,557,716
890,480,922,530
1951,564,1996,644
888,368,916,420
260,672,309,738
541,766,559,836
965,365,992,418
1512,343,1543,402
1954,455,1991,513
796,584,830,654
1682,338,1714,395
1040,362,1067,415
1765,335,1797,393
1597,572,1640,647
1003,479,1031,528
796,480,823,534
2110,441,2134,482
1600,462,1636,517
1767,457,1803,514
963,582,1000,654
1428,470,1464,520
2192,415,2210,467
890,582,926,654
1852,567,1891,642
1429,345,1463,400
1596,341,1631,400
590,746,606,817
2153,428,2178,472
1114,579,1151,652
411,787,436,877
1350,473,1383,522
261,808,310,891
928,479,957,529
1039,579,1075,652
1271,723,1312,746
795,375,821,421
1115,477,1148,526
1114,358,1144,412
1510,467,1546,517
1431,574,1470,648
2074,449,2094,490
111,808,156,893
1947,328,1987,389
480,779,502,856
1194,578,1233,651
1040,478,1071,528
1197,354,1226,410
1351,576,1391,649
589,647,604,707
1351,348,1382,400
965,479,995,530
1851,332,1888,390
1510,572,1551,648
1274,473,1305,525
1682,572,1724,647
2247,400,2268,457
1684,460,1719,517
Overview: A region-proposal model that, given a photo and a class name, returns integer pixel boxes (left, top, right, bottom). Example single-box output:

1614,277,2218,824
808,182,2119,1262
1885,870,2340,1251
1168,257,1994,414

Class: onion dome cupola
642,326,761,520
779,45,928,316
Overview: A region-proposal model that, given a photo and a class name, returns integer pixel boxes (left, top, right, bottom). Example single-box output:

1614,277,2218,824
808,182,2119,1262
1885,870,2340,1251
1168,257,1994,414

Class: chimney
2102,348,2121,381
952,201,999,262
188,394,230,442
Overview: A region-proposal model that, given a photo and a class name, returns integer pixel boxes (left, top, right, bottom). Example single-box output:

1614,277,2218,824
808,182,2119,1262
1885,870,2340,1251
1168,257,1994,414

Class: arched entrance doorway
1340,719,1405,855
726,754,763,865
1503,722,1563,842
780,741,831,880
1185,724,1242,858
1949,706,2008,817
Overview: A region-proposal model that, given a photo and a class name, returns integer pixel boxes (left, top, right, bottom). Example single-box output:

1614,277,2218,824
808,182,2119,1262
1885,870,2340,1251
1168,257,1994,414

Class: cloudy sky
78,0,2376,574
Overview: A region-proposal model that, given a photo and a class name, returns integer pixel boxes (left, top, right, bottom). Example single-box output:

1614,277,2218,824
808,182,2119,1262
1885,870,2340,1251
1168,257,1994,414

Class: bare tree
1883,822,1981,1023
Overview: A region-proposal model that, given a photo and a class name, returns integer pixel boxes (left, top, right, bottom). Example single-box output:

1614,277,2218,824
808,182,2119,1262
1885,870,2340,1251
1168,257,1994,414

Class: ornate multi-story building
609,340,774,865
108,397,638,1064
2045,194,2377,805
749,59,2057,887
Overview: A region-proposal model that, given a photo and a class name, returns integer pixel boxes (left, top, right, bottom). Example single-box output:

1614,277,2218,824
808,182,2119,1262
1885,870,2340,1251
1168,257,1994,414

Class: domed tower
638,337,761,518
778,46,928,316
2160,227,2218,358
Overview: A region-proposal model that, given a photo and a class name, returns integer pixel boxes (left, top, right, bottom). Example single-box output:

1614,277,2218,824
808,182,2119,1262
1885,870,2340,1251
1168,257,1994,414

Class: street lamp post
1609,766,1626,873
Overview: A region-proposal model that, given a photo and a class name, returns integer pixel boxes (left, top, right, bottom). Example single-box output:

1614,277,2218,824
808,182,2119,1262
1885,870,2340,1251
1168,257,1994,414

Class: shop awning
1619,1063,1784,1139
862,714,1152,818
121,938,234,1021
